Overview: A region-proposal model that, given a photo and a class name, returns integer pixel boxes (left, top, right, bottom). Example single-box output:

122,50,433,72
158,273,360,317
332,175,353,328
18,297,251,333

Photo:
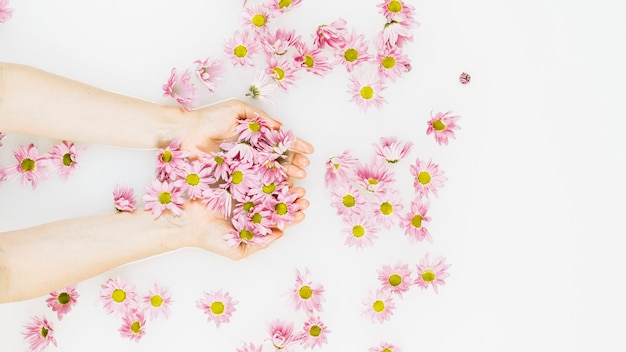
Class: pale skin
0,62,314,303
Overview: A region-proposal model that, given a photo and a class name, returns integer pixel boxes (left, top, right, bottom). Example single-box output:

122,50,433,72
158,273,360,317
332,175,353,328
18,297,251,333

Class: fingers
291,137,314,154
284,151,311,179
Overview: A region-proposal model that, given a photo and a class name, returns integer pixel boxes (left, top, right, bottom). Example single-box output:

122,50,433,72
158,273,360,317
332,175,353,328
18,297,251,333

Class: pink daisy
377,19,416,48
46,285,79,321
373,190,404,230
141,283,173,321
201,186,233,219
260,126,294,156
266,0,302,14
48,140,80,181
0,0,14,23
342,213,380,249
155,137,189,181
376,45,411,82
22,316,57,352
377,263,412,297
99,278,137,316
293,41,333,77
237,342,263,352
4,143,50,189
298,316,331,349
225,30,259,67
288,268,325,314
202,151,231,181
355,158,395,194
194,56,225,93
335,29,372,72
313,18,348,49
262,27,302,56
324,150,359,189
426,110,461,145
362,289,396,324
348,72,387,112
224,161,261,201
244,203,274,236
415,253,451,294
268,319,299,350
409,158,447,198
196,290,238,328
378,0,416,22
372,136,413,164
245,70,277,105
401,198,432,242
142,179,185,218
242,5,273,35
234,115,269,145
330,183,367,217
369,342,402,352
162,67,196,111
269,186,300,229
265,55,299,91
113,185,136,212
224,214,267,247
173,159,213,200
119,309,146,342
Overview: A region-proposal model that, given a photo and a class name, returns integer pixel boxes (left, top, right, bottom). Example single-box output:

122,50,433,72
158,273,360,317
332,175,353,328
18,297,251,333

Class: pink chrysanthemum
141,283,173,321
162,67,196,111
369,342,402,352
237,342,263,352
4,143,50,189
22,316,57,352
330,183,367,217
266,0,302,13
142,179,185,218
268,319,299,350
196,290,238,328
155,137,189,181
335,29,372,72
299,316,330,349
99,278,137,316
373,190,404,230
224,213,267,247
262,27,302,56
324,150,359,189
313,18,348,49
242,5,273,35
225,30,259,67
48,140,80,181
234,116,269,147
202,151,231,181
376,19,416,49
224,161,261,201
46,285,79,321
113,185,136,212
119,309,146,342
410,158,447,198
426,110,461,145
378,0,416,22
0,0,14,23
288,268,325,314
269,186,299,229
402,198,432,242
260,127,294,156
293,41,333,77
242,202,274,236
194,57,225,93
246,70,277,105
377,263,412,297
362,289,396,324
376,45,411,82
173,159,213,200
265,55,299,91
202,186,233,219
372,136,413,164
348,72,387,112
415,253,451,294
355,158,395,194
342,213,379,249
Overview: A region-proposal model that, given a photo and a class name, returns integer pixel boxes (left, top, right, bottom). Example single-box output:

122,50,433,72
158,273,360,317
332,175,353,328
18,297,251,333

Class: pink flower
245,70,277,105
141,283,173,321
4,143,50,189
266,0,302,14
224,161,261,201
113,185,136,212
237,342,263,352
262,27,302,56
46,285,79,320
265,55,299,91
196,290,238,328
342,213,379,249
268,319,299,350
376,45,411,82
243,202,274,236
242,5,273,35
99,278,137,316
202,186,233,219
410,158,447,198
224,214,267,247
162,67,196,111
330,183,367,217
355,158,395,194
377,263,412,297
0,0,14,23
194,57,225,93
426,110,461,145
235,115,270,146
335,29,372,72
362,289,396,323
288,268,325,314
22,316,57,352
269,186,299,229
348,71,387,112
202,151,231,181
378,0,416,22
293,41,333,77
324,150,359,189
369,342,402,352
119,309,146,342
142,179,185,218
415,253,450,294
155,137,189,181
372,136,413,163
373,190,404,230
313,18,348,49
298,316,330,349
402,198,432,242
173,159,213,200
376,19,416,49
48,140,80,181
225,30,259,67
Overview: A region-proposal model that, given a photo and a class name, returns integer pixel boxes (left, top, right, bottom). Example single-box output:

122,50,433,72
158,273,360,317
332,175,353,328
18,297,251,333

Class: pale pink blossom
245,70,277,105
4,143,50,189
142,179,185,218
373,136,413,164
262,27,302,56
330,183,367,217
376,19,416,48
155,137,189,181
225,30,259,67
377,263,412,297
313,18,348,49
415,253,451,294
402,198,432,242
426,110,461,145
348,71,387,112
335,29,372,72
162,67,196,111
235,114,270,145
265,55,299,91
48,140,80,181
194,57,225,93
201,151,231,182
369,342,402,352
173,159,214,200
373,190,404,229
242,202,274,236
355,158,395,194
298,316,330,349
224,161,261,201
324,150,359,189
224,213,267,247
410,158,447,198
288,268,325,314
46,285,79,321
269,186,299,229
196,290,238,328
99,277,138,316
266,0,302,14
378,0,416,22
113,185,136,212
141,283,173,321
0,0,14,23
342,213,379,249
237,342,263,352
119,309,146,342
260,127,294,156
376,45,411,82
22,316,56,352
268,319,299,351
242,5,273,35
293,41,333,77
202,186,233,219
362,289,396,324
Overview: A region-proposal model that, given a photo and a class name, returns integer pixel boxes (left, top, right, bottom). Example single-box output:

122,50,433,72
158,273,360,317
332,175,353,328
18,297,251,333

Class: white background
1,0,625,351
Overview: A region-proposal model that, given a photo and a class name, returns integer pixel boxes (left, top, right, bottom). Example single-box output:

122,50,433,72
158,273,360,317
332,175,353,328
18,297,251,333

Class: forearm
0,210,193,303
0,62,184,148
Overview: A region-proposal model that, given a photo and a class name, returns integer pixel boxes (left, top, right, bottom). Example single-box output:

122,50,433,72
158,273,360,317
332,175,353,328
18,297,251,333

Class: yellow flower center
352,225,365,238
388,274,402,286
380,201,393,215
62,153,73,166
232,170,244,184
383,349,393,352
388,0,402,13
214,155,224,164
417,171,431,185
20,158,35,172
299,285,313,299
234,45,248,58
433,119,446,131
131,321,141,334
368,178,378,185
360,86,374,100
243,201,255,212
41,326,49,338
161,150,172,162
342,194,355,207
273,67,285,81
57,292,70,305
278,0,292,8
211,301,225,315
186,173,200,186
309,325,321,337
251,213,262,224
411,214,423,228
263,183,276,194
150,295,163,307
111,289,126,303
333,163,340,169
344,48,359,62
252,14,266,27
158,191,172,205
373,300,385,313
248,122,261,132
304,54,315,68
239,229,254,241
422,270,436,282
382,56,396,69
275,203,288,215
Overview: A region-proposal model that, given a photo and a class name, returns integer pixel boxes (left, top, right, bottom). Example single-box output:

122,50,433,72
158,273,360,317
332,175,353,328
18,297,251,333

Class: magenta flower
376,45,411,82
119,309,146,342
313,18,348,49
402,198,432,242
196,290,238,328
4,143,50,189
99,278,137,316
143,179,185,218
266,0,302,13
288,268,325,314
415,253,450,294
378,0,416,22
355,158,395,194
348,71,387,112
373,190,404,230
362,289,396,323
426,110,461,145
268,319,299,350
113,185,136,212
293,41,333,77
162,67,196,111
335,29,372,72
298,316,330,349
22,316,57,352
141,283,173,321
0,0,14,23
173,159,213,200
202,186,233,219
372,136,413,164
369,342,402,352
245,70,277,105
194,56,225,93
242,5,273,35
324,150,359,189
342,213,379,249
237,342,263,352
330,183,367,217
46,285,79,320
262,27,301,56
410,158,447,198
377,263,412,297
155,137,190,181
265,55,299,91
225,30,259,67
48,140,80,181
